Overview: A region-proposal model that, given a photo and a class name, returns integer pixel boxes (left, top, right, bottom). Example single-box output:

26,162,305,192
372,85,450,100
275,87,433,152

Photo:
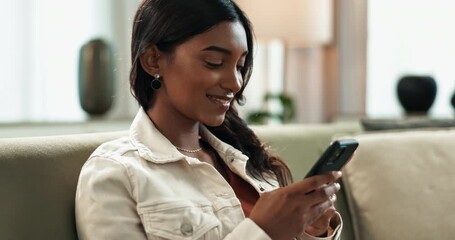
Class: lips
206,94,233,109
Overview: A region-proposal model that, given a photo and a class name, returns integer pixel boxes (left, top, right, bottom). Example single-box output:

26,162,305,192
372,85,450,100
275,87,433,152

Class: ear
139,46,162,76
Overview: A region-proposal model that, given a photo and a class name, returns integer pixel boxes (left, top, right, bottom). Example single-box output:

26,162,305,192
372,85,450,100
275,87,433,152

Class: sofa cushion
0,131,126,240
341,129,455,240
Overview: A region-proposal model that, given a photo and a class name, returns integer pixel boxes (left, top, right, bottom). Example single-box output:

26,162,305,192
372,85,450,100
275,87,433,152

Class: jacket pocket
138,200,221,240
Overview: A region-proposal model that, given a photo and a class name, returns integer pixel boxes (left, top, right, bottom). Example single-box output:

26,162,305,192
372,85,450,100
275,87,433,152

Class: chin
202,115,226,127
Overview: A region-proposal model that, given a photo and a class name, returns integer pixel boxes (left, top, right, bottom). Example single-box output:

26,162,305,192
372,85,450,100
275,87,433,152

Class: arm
75,157,147,240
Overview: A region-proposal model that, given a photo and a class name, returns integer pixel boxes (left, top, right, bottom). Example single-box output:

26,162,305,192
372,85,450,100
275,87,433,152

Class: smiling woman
140,21,247,127
75,0,344,239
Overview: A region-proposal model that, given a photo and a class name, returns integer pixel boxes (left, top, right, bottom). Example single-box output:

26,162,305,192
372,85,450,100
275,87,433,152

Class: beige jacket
75,109,342,240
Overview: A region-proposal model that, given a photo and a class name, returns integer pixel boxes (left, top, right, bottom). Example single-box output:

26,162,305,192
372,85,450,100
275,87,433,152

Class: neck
146,106,202,151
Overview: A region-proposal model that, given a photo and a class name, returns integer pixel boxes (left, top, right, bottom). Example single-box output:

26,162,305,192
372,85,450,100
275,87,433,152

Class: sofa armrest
341,128,455,239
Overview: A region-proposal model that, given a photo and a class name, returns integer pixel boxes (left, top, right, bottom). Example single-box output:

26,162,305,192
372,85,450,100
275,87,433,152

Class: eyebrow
202,46,248,57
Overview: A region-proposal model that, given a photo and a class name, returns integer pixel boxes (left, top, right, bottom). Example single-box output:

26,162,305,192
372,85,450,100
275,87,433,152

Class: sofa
1,121,454,239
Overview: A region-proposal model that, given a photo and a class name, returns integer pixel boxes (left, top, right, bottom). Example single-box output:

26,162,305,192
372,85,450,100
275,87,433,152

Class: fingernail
335,182,340,190
334,171,342,178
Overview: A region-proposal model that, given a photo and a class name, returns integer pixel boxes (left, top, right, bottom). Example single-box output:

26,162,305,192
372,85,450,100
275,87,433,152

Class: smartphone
304,139,359,178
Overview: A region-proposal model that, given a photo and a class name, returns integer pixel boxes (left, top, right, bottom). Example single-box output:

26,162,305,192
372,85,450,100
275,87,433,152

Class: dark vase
396,75,437,116
78,39,115,116
451,91,455,110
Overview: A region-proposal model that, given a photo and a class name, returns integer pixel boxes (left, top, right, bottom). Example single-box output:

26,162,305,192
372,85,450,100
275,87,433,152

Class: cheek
164,66,204,101
163,55,222,99
175,64,220,88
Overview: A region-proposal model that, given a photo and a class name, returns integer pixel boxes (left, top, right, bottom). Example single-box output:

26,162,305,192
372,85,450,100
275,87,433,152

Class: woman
75,0,342,239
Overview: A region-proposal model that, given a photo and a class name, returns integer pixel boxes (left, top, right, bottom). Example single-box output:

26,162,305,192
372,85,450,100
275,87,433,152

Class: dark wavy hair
129,0,292,186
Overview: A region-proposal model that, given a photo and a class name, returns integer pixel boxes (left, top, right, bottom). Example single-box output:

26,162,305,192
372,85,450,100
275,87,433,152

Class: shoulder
91,136,137,159
80,136,143,180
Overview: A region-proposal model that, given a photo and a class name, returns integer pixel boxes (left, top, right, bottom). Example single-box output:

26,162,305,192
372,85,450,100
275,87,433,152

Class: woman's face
157,21,248,127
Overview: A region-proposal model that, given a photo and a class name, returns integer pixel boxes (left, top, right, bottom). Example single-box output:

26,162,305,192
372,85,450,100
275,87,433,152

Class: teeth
208,95,231,106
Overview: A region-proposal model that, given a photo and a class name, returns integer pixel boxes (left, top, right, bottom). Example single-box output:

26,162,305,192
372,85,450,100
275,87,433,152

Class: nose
221,69,242,94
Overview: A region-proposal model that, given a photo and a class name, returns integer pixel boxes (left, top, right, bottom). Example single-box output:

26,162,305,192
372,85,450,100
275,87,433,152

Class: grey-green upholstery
0,123,361,240
0,131,126,240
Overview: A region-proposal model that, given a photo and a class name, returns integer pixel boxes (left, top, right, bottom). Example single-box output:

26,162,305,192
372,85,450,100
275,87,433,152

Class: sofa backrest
0,131,127,240
341,128,455,240
0,122,360,240
252,123,362,179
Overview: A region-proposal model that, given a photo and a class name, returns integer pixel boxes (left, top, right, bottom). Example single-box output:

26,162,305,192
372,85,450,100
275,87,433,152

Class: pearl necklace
175,136,203,153
175,146,203,153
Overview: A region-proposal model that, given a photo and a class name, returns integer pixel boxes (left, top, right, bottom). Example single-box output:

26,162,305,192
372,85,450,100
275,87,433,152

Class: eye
205,59,223,68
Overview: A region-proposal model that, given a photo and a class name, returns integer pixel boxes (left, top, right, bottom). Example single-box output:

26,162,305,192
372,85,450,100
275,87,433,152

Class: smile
207,95,232,109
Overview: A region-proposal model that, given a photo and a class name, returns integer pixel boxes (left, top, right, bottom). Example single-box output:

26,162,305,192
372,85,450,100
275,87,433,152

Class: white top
75,108,342,239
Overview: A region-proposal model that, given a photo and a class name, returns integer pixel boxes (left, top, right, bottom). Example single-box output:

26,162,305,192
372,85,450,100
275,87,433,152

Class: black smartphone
304,139,359,178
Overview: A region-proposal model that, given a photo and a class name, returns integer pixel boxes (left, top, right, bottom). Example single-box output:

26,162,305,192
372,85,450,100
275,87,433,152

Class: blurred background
1,0,455,135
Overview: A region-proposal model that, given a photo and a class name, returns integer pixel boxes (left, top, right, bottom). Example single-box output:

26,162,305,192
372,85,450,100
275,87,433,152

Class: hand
305,206,338,237
249,171,342,240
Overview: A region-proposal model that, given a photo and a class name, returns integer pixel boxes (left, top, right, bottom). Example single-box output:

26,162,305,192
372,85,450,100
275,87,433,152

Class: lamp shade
236,0,333,46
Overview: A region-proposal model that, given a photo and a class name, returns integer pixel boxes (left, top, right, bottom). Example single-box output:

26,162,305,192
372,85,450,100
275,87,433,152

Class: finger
326,205,336,212
309,208,335,229
288,171,342,195
305,194,337,224
313,207,336,227
305,183,340,207
321,206,336,220
308,171,342,190
305,208,336,236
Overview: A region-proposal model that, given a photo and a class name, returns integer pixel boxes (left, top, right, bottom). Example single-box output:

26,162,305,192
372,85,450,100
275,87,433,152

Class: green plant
247,93,295,124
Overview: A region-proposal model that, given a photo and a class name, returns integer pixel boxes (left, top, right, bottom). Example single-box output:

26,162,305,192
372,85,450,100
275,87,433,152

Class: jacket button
180,223,193,236
259,184,265,191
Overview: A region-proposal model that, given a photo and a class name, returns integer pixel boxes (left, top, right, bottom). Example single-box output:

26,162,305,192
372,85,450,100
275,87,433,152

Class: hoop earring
150,73,162,90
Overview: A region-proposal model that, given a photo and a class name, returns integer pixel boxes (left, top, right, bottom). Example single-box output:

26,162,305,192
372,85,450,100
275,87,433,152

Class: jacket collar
129,108,279,191
129,108,249,165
